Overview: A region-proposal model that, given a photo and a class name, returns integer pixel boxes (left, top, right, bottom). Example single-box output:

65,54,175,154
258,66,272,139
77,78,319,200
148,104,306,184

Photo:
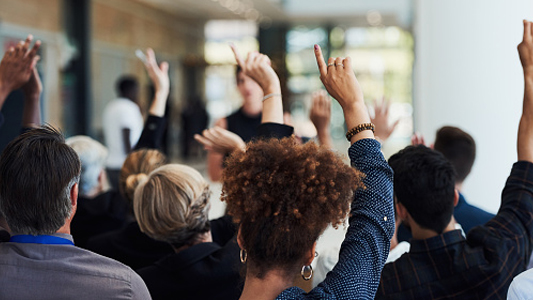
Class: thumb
160,62,169,74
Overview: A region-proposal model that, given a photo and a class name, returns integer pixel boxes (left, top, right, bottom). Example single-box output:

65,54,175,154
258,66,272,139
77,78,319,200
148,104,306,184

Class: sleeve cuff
256,123,294,140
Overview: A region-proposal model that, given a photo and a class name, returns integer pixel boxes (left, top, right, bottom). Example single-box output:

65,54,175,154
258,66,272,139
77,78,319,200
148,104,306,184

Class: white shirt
508,268,533,300
102,98,143,169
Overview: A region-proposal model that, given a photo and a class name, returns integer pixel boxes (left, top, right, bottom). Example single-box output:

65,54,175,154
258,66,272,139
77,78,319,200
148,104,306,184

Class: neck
241,101,262,117
390,226,399,250
455,182,463,192
240,269,293,300
173,231,213,254
410,217,456,240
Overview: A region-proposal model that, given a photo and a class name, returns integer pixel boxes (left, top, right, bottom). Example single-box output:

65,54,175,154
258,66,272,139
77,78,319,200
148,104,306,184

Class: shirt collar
9,233,74,245
409,229,465,253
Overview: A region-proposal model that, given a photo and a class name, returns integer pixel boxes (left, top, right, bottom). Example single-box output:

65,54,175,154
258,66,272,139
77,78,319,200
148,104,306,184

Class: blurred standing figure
207,66,263,182
103,76,144,189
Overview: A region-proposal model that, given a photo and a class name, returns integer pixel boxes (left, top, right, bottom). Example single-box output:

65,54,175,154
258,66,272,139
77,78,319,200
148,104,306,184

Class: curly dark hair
222,138,364,278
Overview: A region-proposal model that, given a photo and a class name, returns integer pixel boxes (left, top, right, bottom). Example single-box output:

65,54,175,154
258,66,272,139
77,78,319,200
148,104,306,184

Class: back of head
119,149,167,207
388,145,456,234
222,138,363,278
116,75,139,101
66,135,108,197
433,126,476,183
134,164,210,248
0,126,81,235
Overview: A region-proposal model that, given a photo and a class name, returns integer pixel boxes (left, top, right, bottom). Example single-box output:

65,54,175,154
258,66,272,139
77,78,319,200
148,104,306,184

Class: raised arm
307,45,394,299
310,90,334,148
134,48,170,150
0,35,40,112
371,97,399,143
313,45,373,144
230,45,283,125
518,20,533,162
21,68,42,129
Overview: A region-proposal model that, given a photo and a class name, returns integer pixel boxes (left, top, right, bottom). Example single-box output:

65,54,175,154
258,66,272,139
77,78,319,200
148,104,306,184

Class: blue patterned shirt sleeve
276,138,395,299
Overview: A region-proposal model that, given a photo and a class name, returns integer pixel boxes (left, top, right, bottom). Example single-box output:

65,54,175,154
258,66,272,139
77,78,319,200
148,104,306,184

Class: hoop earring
240,249,247,264
301,265,313,281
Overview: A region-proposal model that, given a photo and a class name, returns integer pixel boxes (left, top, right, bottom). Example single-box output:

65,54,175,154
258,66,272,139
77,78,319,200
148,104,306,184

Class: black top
86,221,174,270
226,108,262,142
137,216,243,300
70,191,128,249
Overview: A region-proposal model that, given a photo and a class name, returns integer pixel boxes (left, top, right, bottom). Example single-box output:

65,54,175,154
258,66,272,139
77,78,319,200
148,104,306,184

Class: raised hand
410,133,427,146
0,35,41,101
371,97,399,142
517,20,533,162
310,90,334,148
230,44,280,95
195,127,246,155
518,20,533,76
314,44,372,143
143,48,169,116
21,67,43,100
230,44,283,124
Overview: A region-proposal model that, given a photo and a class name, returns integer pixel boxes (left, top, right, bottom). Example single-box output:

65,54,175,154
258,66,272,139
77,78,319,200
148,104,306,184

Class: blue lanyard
9,235,74,245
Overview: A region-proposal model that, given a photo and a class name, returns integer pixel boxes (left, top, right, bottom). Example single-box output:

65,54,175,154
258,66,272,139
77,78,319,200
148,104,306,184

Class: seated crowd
0,20,533,300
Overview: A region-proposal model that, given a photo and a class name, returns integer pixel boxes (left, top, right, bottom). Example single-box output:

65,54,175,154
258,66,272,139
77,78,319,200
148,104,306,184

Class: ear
70,182,79,208
453,189,459,207
237,226,244,249
304,241,317,266
396,202,409,221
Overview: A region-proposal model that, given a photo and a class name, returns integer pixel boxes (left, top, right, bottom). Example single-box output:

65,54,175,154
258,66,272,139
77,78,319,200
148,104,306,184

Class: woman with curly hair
221,46,395,299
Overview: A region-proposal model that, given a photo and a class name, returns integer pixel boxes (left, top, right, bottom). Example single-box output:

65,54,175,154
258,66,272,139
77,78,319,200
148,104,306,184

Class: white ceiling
135,0,413,28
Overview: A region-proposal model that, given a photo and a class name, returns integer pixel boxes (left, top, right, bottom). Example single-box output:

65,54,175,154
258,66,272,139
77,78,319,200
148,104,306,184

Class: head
388,145,456,234
119,149,167,210
134,164,211,249
433,126,476,184
236,66,263,107
0,126,81,235
116,75,139,103
222,138,362,279
66,136,108,197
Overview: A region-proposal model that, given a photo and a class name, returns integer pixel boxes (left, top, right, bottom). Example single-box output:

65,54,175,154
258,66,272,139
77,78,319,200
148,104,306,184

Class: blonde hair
119,149,167,207
133,164,211,247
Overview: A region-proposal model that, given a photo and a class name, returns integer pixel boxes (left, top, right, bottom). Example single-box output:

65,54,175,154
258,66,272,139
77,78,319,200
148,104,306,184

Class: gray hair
66,136,108,196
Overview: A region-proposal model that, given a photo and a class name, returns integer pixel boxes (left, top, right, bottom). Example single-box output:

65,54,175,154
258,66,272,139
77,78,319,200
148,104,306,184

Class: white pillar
414,0,533,213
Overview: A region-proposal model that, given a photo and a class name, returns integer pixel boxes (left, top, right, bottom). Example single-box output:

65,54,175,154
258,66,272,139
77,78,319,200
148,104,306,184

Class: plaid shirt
376,161,533,300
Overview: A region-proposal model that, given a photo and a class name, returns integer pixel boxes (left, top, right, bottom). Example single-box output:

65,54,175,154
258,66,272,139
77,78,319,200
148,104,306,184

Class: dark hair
388,145,456,234
0,125,81,235
222,138,363,278
433,126,476,183
116,76,139,98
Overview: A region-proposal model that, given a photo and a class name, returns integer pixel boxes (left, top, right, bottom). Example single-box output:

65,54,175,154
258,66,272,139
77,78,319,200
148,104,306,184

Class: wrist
263,84,281,96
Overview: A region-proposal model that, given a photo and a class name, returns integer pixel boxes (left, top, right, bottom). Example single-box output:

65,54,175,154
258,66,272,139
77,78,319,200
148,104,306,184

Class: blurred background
0,0,532,215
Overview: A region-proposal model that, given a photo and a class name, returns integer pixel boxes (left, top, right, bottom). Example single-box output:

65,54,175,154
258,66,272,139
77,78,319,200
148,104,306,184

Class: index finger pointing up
314,44,327,77
230,43,245,68
524,20,531,42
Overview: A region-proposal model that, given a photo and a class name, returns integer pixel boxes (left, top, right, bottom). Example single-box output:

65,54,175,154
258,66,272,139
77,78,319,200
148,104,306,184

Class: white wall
414,0,533,213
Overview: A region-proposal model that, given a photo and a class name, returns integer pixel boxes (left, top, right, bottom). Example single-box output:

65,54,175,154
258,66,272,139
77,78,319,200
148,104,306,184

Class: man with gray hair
0,126,151,300
66,135,128,248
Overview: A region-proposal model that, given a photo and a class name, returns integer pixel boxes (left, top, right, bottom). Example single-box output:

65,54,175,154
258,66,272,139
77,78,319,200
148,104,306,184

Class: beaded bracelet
262,93,282,102
345,123,375,141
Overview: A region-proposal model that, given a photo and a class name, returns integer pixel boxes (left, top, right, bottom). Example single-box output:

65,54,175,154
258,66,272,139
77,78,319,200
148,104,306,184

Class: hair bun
126,173,148,194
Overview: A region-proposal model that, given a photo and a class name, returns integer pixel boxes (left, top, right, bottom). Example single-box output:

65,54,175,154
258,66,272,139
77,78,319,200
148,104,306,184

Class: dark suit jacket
137,216,243,300
86,221,174,270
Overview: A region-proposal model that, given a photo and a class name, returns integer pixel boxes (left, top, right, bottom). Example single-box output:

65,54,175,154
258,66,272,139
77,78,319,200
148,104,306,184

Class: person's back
103,97,143,169
0,240,148,300
0,126,150,300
